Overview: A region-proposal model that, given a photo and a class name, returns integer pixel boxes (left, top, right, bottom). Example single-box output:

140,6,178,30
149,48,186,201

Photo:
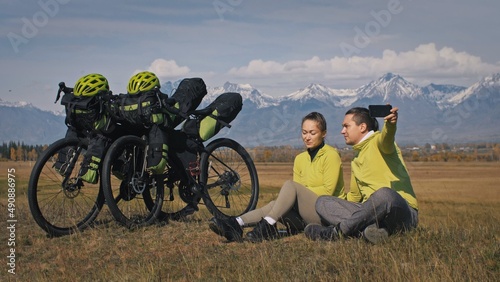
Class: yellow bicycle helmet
127,71,160,95
74,73,109,97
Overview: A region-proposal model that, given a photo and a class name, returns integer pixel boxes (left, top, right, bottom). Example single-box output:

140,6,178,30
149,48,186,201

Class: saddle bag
165,77,207,128
182,92,242,141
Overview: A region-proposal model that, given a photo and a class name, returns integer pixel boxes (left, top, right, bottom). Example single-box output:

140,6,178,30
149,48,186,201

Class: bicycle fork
60,146,82,188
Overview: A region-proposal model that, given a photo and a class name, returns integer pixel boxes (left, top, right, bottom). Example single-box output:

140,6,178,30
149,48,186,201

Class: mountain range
1,73,499,146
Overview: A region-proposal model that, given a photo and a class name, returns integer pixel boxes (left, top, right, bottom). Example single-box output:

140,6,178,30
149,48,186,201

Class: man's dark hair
345,107,379,131
302,112,327,132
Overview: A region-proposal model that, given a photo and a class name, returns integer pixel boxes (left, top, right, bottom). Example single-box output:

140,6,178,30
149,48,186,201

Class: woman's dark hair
302,112,327,132
345,107,379,131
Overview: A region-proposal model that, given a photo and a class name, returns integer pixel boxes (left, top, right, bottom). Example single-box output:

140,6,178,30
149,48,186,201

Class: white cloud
147,58,190,78
228,43,500,83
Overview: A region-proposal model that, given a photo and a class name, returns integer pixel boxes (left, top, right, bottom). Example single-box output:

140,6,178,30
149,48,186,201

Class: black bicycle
28,82,119,237
101,107,259,228
28,137,106,237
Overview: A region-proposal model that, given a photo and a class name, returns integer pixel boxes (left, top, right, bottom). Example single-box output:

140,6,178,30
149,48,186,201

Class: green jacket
347,121,418,210
293,144,346,198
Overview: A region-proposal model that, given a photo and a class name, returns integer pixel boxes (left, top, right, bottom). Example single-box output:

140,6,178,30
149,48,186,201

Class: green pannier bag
146,124,169,174
78,134,108,184
182,92,242,141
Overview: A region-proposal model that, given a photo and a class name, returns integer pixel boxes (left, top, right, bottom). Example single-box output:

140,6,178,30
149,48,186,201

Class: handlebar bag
61,92,108,132
115,91,164,128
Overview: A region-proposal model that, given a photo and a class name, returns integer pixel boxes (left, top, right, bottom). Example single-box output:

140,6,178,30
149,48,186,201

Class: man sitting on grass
305,106,418,244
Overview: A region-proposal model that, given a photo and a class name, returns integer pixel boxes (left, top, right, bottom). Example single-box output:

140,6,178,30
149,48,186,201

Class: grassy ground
0,161,499,281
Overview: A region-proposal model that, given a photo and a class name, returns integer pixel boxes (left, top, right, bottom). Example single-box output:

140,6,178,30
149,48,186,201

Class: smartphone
369,105,392,118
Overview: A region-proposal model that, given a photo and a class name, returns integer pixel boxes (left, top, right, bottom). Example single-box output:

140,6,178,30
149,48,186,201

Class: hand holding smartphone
369,105,392,118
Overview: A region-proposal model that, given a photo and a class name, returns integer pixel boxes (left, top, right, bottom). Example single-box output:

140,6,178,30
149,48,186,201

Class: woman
209,112,346,242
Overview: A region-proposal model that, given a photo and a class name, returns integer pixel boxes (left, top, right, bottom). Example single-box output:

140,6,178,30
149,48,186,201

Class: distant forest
247,142,500,163
1,141,499,162
0,141,47,161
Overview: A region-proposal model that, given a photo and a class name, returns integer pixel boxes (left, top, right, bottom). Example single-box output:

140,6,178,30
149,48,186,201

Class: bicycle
101,103,259,228
28,82,119,237
28,136,106,237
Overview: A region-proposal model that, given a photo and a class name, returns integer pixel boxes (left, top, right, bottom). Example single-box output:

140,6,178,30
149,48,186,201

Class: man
304,106,418,244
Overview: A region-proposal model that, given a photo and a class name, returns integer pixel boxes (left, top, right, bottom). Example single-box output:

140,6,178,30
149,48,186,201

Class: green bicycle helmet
74,73,109,97
127,71,160,95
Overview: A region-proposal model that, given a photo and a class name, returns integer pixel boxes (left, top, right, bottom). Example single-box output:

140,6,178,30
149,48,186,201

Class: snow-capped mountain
0,99,66,145
421,83,467,109
283,83,356,108
355,73,424,102
212,72,500,145
0,98,66,116
0,99,35,108
447,73,500,106
162,80,280,109
2,73,499,146
205,82,280,109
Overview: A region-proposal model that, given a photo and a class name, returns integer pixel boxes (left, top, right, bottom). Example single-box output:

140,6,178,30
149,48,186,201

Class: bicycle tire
27,137,105,237
101,135,164,228
199,138,259,218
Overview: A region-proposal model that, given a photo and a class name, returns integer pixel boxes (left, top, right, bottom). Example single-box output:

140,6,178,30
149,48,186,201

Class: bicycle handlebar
54,82,73,103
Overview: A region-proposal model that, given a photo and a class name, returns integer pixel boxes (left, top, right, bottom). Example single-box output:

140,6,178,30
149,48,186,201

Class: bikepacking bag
78,134,108,184
182,92,242,142
146,124,168,174
60,93,108,132
168,130,200,174
164,77,207,128
116,91,165,128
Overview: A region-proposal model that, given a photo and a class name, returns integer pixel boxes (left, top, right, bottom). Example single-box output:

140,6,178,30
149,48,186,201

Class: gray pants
240,180,322,231
316,188,418,237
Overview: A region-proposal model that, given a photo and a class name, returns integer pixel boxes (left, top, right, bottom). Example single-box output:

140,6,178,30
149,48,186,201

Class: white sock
235,217,244,226
264,216,276,225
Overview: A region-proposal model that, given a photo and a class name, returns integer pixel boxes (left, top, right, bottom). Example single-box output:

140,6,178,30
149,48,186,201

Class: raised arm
378,106,399,154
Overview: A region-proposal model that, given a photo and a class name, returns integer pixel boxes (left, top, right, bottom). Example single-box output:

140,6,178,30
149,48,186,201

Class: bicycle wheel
101,135,164,228
199,138,259,218
28,138,105,237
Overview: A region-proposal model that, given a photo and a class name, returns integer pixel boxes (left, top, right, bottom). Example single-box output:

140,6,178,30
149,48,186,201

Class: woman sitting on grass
208,112,346,242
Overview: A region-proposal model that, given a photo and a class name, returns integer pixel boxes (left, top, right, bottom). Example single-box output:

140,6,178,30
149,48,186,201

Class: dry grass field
0,160,499,281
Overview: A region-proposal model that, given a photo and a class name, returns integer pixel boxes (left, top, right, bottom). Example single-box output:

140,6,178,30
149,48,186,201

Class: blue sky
2,0,500,111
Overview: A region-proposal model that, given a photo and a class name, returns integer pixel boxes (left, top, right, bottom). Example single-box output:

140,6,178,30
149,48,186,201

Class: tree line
247,143,500,163
0,141,48,161
1,141,499,163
